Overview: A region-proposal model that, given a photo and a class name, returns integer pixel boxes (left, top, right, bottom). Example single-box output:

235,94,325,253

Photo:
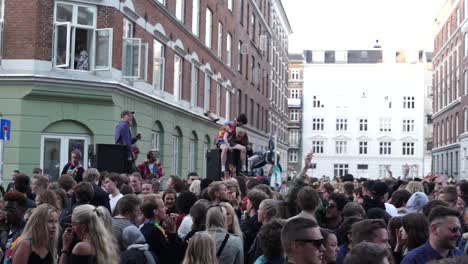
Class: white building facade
302,50,431,179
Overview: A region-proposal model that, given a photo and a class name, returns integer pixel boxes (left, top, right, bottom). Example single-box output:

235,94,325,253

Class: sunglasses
448,226,462,234
295,238,324,248
326,203,336,209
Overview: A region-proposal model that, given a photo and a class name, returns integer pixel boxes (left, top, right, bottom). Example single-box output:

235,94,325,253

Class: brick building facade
0,0,291,180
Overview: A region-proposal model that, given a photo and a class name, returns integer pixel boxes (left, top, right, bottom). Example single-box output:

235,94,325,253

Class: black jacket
140,222,183,264
91,184,111,212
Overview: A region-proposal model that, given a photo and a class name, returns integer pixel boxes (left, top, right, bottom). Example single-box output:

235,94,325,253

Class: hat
121,110,135,117
370,181,388,197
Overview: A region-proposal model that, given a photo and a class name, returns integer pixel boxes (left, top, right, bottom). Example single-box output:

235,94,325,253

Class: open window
122,38,148,80
53,2,112,71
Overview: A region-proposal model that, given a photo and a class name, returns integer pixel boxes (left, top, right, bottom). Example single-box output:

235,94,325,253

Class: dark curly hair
176,191,198,214
328,192,349,211
258,218,286,259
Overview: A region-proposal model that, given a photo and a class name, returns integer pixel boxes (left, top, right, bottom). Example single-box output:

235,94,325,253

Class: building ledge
432,98,461,119
432,142,460,152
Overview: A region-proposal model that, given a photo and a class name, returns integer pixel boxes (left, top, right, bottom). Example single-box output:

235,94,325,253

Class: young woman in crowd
10,204,58,264
60,204,118,264
162,188,178,216
182,232,218,264
220,202,243,238
394,212,428,261
321,228,339,264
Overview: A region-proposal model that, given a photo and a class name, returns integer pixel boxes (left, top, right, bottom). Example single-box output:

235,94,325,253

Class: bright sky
282,0,446,53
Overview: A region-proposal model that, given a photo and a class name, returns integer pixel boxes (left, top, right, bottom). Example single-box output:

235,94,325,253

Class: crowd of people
1,152,468,264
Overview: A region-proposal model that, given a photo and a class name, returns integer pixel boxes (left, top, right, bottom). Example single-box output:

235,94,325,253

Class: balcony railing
288,98,302,107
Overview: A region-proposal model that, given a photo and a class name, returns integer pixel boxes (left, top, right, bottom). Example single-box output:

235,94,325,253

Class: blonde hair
182,232,218,264
406,181,424,194
189,180,201,196
219,202,243,239
18,204,58,263
72,204,119,264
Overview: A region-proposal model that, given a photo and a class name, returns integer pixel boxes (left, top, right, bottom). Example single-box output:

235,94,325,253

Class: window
228,0,233,11
190,64,198,107
238,41,242,72
290,129,299,146
53,2,112,71
226,33,232,66
334,164,349,177
313,51,325,62
216,84,221,116
171,135,179,174
465,33,468,57
336,118,348,131
176,0,184,22
290,89,300,99
359,141,368,154
173,55,183,101
465,71,468,95
402,142,415,155
41,134,91,181
290,110,298,121
217,22,223,58
192,0,200,36
357,164,368,170
151,131,160,152
291,69,299,80
205,8,212,48
312,118,324,131
225,90,230,120
312,96,323,108
380,117,392,132
312,141,324,154
403,96,415,109
289,150,298,163
188,138,197,172
204,74,211,111
335,141,348,154
237,89,242,116
359,118,368,131
153,40,165,91
379,165,390,178
384,96,392,109
240,0,244,25
156,0,165,5
379,142,392,155
403,119,415,132
251,14,256,40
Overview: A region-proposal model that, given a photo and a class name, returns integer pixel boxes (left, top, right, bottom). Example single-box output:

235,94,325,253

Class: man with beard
401,206,461,264
322,193,348,230
208,182,229,205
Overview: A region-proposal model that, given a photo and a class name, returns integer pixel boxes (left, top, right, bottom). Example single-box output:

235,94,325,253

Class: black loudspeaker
206,148,242,181
89,144,128,173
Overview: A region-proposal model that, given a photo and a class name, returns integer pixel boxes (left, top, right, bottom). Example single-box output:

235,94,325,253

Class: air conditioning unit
241,44,249,54
259,35,267,51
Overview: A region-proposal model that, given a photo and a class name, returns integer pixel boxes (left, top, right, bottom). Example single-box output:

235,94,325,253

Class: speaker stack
88,144,128,173
206,148,242,181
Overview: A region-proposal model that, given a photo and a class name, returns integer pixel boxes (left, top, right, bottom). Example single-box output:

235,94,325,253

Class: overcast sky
282,0,446,53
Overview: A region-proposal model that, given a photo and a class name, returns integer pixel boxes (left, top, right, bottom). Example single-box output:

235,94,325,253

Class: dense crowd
2,151,468,264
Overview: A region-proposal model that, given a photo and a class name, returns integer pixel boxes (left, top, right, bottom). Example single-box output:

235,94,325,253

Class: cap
121,110,135,117
371,181,388,197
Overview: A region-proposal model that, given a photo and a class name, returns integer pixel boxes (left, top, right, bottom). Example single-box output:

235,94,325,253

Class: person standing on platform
214,114,248,178
115,110,134,173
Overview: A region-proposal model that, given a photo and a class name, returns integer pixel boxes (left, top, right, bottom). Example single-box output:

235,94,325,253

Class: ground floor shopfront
0,80,286,182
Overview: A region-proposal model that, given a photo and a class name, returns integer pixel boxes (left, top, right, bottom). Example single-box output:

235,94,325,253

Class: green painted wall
0,83,218,181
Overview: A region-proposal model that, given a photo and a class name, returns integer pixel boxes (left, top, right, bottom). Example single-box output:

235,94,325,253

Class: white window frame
204,74,211,111
190,64,198,107
334,164,349,177
153,39,165,91
312,140,324,154
171,135,179,174
227,0,233,11
40,134,91,180
151,131,160,152
173,54,183,101
465,71,468,96
380,117,392,132
205,8,212,48
289,129,299,146
176,0,185,22
465,33,468,57
312,118,324,131
226,33,232,66
312,95,322,108
216,83,221,116
402,142,415,156
403,96,415,109
290,109,298,121
335,118,348,131
379,142,392,155
335,141,348,154
217,22,223,58
359,118,368,131
403,119,415,132
225,90,231,120
359,141,368,155
289,150,298,163
192,0,200,36
188,139,195,172
291,69,299,80
290,89,299,99
122,38,148,80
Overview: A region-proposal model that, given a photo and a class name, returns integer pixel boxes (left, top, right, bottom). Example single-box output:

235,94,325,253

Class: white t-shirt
178,215,193,239
109,192,124,214
385,202,398,217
